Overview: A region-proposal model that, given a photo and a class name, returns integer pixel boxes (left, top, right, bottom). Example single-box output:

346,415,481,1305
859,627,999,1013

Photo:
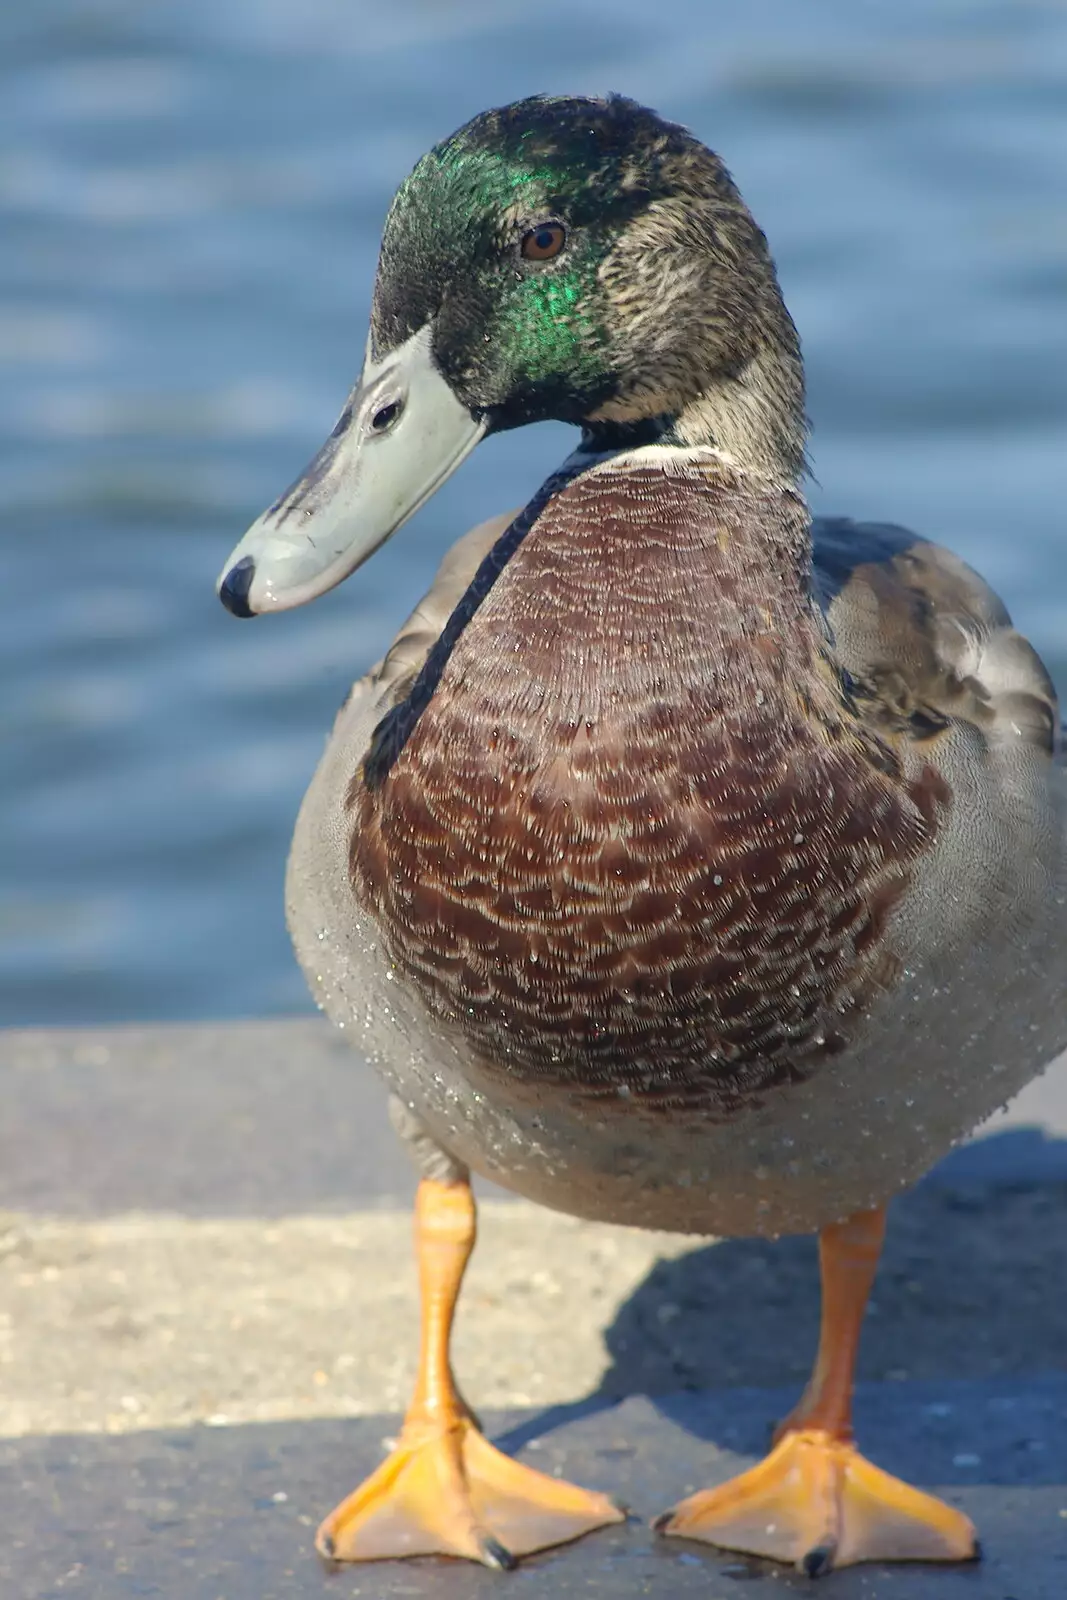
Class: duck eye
520,221,566,261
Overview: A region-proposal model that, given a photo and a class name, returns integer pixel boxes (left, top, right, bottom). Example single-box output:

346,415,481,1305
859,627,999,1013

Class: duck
217,94,1067,1577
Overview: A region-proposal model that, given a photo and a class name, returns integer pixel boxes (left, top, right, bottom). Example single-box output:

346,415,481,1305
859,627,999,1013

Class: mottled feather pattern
813,518,1060,756
347,458,949,1117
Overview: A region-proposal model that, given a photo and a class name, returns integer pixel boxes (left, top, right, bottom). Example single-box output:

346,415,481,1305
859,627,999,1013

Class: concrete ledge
3,1180,1064,1444
0,1020,413,1216
3,1185,1067,1443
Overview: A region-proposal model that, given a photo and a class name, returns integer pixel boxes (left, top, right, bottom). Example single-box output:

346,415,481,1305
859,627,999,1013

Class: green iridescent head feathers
370,95,806,478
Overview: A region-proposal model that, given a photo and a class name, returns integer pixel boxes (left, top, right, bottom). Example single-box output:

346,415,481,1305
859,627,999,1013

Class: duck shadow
493,1126,1067,1482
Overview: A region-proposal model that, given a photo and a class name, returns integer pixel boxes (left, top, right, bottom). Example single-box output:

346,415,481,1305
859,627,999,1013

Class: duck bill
217,325,485,616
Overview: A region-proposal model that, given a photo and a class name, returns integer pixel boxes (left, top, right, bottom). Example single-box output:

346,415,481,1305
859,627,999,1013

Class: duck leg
317,1134,622,1566
655,1206,977,1575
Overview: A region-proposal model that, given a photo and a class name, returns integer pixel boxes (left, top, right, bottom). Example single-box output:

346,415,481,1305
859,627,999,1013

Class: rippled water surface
3,0,1066,1025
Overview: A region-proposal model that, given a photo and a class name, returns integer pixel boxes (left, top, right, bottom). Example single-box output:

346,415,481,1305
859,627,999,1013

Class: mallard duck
217,95,1067,1576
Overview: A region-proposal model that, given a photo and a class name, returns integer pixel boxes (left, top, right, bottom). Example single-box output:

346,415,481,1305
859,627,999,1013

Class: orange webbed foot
317,1413,624,1568
318,1177,623,1567
654,1427,978,1575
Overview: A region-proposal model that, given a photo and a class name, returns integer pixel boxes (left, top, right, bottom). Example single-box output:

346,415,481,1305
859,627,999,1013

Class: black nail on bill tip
219,555,257,618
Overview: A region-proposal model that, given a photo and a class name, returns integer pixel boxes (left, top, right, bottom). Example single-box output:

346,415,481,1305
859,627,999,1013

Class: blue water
3,0,1066,1025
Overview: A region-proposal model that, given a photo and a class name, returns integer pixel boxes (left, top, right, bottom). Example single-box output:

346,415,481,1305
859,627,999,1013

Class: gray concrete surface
3,1020,1066,1597
0,1020,418,1215
4,1380,1066,1599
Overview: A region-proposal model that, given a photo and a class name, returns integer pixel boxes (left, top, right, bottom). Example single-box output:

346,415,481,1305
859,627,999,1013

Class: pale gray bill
217,324,486,615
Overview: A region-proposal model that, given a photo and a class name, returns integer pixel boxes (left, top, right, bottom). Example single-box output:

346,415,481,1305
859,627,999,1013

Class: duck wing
811,516,1060,757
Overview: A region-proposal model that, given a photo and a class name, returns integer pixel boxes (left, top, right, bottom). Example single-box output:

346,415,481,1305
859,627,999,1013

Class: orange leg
316,1177,623,1567
655,1207,978,1575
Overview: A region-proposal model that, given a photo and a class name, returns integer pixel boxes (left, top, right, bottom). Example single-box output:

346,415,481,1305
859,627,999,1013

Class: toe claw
479,1535,517,1571
801,1543,835,1578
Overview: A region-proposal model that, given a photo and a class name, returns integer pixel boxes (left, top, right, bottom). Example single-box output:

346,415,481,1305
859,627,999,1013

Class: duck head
219,94,804,616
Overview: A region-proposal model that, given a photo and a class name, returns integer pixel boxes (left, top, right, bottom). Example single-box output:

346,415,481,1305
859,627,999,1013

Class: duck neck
671,341,808,483
582,335,808,485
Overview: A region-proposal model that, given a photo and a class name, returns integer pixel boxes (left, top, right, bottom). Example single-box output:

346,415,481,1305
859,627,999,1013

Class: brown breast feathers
347,458,949,1118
